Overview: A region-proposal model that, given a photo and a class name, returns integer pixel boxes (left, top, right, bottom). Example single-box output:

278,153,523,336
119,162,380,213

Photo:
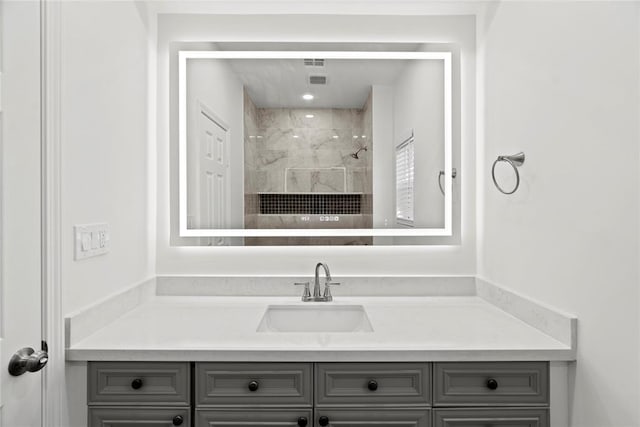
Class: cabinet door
433,408,549,427
314,409,431,427
88,362,191,406
89,407,190,427
433,362,548,406
196,362,313,407
316,363,431,407
196,409,313,427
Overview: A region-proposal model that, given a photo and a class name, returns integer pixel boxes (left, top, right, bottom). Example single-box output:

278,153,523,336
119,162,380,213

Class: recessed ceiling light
256,135,263,139
353,135,358,139
305,114,314,118
293,135,299,138
332,135,339,139
362,135,366,138
302,93,314,101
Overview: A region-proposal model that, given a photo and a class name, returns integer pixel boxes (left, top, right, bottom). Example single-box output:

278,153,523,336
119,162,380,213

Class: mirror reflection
179,49,452,245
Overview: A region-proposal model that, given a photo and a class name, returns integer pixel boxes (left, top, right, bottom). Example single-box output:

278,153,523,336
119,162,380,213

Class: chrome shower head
351,146,368,159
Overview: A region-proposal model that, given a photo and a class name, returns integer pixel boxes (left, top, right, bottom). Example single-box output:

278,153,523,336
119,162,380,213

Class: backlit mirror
178,47,453,245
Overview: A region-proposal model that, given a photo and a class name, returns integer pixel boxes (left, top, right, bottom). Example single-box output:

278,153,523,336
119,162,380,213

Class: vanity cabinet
87,362,191,426
314,362,432,426
196,409,313,426
89,408,190,427
195,363,313,427
433,408,548,427
314,409,431,426
88,361,549,427
432,362,549,427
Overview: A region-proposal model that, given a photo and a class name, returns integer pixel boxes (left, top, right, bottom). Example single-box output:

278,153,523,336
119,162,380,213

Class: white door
0,1,46,426
197,106,230,246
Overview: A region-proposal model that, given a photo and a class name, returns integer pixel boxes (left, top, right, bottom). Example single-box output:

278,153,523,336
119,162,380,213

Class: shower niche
177,44,458,245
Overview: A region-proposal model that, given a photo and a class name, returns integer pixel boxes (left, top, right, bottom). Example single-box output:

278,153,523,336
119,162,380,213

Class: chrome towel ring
438,168,457,195
492,152,525,195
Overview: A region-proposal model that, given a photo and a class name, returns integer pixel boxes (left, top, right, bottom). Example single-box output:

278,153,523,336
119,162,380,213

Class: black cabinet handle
297,416,308,427
131,378,143,390
248,380,259,391
367,380,378,391
318,415,330,426
172,415,184,426
487,378,499,390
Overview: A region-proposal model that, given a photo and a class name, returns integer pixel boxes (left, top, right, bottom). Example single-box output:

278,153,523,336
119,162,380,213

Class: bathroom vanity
66,276,575,427
87,361,549,426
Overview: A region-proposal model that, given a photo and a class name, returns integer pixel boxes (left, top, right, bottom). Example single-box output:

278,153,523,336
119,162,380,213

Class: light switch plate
74,223,110,260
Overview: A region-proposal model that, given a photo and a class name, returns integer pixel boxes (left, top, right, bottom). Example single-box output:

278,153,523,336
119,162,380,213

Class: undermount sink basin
257,305,374,333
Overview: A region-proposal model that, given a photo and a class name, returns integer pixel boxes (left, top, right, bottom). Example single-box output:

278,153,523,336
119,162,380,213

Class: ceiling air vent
309,75,328,85
303,58,325,67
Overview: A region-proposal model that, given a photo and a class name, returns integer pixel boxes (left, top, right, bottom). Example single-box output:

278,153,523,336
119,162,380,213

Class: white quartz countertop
66,295,574,362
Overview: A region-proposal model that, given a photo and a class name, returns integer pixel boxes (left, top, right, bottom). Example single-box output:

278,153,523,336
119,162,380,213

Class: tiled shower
243,89,373,245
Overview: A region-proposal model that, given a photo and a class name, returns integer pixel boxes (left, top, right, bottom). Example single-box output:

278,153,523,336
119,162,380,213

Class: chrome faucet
313,262,331,299
294,262,340,302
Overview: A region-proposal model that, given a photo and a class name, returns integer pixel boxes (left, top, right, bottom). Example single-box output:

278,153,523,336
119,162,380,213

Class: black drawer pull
172,415,184,426
131,378,143,390
487,378,499,390
248,380,259,392
318,416,330,426
297,416,308,427
367,380,378,391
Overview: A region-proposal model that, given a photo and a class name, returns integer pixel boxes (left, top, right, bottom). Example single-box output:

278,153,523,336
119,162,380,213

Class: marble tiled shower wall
243,89,373,245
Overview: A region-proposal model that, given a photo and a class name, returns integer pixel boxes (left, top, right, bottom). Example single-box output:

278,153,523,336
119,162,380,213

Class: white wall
155,13,476,274
372,85,395,231
55,1,640,425
393,59,445,228
61,1,153,315
60,4,152,424
478,2,640,426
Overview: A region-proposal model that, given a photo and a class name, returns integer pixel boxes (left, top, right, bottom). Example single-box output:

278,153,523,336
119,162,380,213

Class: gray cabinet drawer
315,362,431,407
196,362,313,407
433,408,549,427
315,408,431,427
88,362,190,406
88,407,190,427
433,362,549,406
195,409,313,427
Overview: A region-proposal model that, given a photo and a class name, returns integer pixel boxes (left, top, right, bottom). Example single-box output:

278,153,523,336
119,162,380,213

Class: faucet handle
294,282,311,300
323,282,341,301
